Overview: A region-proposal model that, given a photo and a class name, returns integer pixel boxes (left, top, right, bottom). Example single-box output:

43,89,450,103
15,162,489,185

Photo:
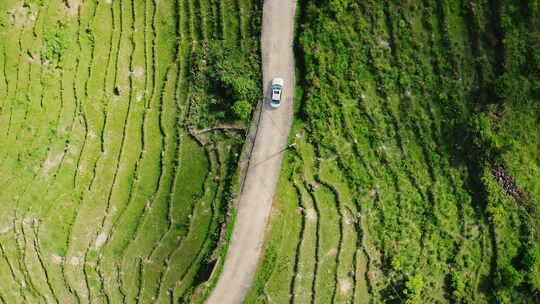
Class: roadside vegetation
0,0,260,303
246,0,539,303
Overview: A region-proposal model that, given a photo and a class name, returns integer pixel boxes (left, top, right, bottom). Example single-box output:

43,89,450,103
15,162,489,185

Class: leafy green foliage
403,274,424,304
42,22,73,66
232,100,252,121
249,0,540,303
524,243,540,292
190,41,260,127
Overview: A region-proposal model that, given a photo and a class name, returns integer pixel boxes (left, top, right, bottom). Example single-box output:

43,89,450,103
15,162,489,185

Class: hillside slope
0,0,261,303
246,0,539,303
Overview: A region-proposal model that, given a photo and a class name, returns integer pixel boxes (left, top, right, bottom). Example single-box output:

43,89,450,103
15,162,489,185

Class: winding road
206,0,297,303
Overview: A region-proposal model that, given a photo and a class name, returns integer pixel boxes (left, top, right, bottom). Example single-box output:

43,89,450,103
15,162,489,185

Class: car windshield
273,90,280,94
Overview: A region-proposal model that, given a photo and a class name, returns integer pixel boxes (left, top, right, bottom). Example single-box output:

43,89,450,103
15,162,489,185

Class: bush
189,41,261,127
495,265,524,290
232,100,252,122
43,22,73,66
495,73,531,103
403,274,424,304
524,243,540,292
327,0,350,15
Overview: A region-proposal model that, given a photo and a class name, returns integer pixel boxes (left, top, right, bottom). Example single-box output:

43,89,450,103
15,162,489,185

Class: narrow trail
206,0,297,303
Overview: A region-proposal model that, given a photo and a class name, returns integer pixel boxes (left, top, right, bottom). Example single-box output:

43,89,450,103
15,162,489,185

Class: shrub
524,243,540,292
495,73,531,103
232,100,252,122
189,41,261,127
43,22,73,66
451,272,466,301
403,274,424,304
328,0,349,14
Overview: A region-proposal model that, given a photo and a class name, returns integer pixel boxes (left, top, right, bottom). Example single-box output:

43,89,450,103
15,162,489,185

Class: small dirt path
206,0,297,303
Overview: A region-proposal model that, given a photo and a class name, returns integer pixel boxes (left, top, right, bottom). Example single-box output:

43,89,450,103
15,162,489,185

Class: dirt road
205,0,297,303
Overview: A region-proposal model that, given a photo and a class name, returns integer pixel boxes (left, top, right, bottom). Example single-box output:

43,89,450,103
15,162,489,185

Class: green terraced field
0,0,260,303
2,0,539,303
246,0,539,303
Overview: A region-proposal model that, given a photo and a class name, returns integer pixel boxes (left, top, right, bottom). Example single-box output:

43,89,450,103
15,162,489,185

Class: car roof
272,77,284,86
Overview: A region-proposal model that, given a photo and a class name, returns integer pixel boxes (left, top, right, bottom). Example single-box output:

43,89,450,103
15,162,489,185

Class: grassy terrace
0,0,260,303
247,0,539,303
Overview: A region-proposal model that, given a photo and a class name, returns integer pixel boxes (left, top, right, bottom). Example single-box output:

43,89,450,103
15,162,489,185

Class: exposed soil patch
305,208,317,221
94,233,108,250
339,278,352,295
51,254,64,265
325,248,338,257
43,152,65,176
8,4,36,28
132,66,145,80
492,166,532,206
70,256,80,265
0,224,11,234
65,0,81,17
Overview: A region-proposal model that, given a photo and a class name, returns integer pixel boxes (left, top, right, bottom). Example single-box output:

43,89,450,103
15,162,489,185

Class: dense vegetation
246,0,539,303
0,0,260,303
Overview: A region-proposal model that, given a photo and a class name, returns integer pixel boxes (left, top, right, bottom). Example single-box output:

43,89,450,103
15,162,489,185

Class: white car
270,77,284,108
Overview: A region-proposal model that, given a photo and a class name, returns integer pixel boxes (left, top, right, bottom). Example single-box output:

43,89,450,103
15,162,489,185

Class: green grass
0,0,261,302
